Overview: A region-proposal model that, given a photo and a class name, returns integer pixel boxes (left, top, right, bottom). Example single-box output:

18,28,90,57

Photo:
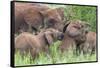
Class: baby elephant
15,28,63,58
59,20,90,53
79,31,96,55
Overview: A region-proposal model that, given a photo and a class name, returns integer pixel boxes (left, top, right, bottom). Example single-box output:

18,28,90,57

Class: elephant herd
14,2,97,59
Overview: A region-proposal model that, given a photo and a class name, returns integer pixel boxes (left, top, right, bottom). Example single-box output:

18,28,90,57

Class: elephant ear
65,21,81,37
83,23,91,33
44,32,53,46
39,9,48,18
63,21,70,33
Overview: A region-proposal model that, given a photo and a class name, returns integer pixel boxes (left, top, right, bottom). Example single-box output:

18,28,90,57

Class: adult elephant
14,2,64,34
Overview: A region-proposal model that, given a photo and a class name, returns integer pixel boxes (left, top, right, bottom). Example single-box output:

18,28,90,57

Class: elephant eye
48,19,56,26
48,22,54,27
81,25,84,28
74,25,81,29
49,19,56,23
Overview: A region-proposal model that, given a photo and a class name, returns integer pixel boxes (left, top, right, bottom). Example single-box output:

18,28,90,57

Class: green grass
15,41,97,66
15,4,97,66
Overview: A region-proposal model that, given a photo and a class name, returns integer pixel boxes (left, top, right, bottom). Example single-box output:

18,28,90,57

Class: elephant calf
15,28,63,58
79,31,96,54
59,20,90,53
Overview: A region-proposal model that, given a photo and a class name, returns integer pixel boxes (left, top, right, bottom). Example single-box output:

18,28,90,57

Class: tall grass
15,4,97,66
15,41,97,66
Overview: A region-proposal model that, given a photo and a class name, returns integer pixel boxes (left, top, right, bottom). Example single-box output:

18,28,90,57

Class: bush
64,5,97,32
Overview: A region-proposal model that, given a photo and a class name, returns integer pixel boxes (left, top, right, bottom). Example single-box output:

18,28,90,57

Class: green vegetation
15,41,97,66
15,5,97,66
64,5,97,32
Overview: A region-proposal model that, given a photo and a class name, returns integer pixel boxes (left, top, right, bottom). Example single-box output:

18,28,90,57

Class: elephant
15,28,63,59
14,2,65,34
41,7,65,32
79,31,96,55
15,2,49,34
59,20,90,53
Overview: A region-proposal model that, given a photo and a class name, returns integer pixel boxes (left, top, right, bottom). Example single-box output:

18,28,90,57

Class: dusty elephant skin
79,31,96,55
59,33,76,53
42,7,65,32
59,20,90,53
14,2,64,34
15,28,63,59
15,2,49,34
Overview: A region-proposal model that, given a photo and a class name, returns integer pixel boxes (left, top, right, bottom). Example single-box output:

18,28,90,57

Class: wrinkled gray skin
59,20,90,53
15,2,64,34
15,28,63,59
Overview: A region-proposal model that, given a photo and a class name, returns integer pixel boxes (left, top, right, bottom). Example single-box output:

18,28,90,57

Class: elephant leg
28,24,33,33
44,46,50,58
83,44,89,54
75,43,81,55
31,27,38,35
30,48,38,60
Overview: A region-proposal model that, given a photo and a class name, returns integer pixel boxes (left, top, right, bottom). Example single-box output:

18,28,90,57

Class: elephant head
41,7,65,32
63,20,90,43
44,28,64,45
